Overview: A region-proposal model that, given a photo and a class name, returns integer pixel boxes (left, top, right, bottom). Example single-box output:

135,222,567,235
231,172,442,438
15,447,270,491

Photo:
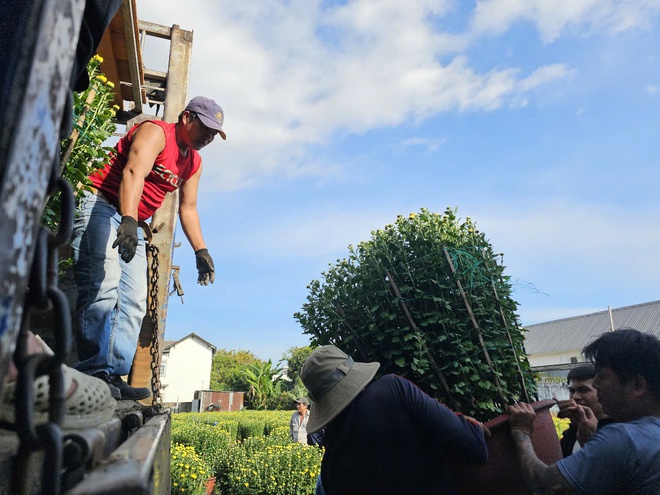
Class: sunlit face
296,402,308,414
568,378,604,417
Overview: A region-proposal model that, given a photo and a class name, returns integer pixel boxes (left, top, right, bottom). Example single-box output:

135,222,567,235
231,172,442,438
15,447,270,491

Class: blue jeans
71,191,147,376
316,475,325,495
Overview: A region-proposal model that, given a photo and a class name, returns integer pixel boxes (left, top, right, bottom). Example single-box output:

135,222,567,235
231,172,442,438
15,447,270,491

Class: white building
524,300,660,371
160,333,216,404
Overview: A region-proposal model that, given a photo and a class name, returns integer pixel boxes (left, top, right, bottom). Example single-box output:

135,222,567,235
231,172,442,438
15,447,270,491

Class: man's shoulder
592,416,660,448
367,374,416,393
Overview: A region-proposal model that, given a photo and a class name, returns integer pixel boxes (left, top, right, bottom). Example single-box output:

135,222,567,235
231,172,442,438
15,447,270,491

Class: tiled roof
523,300,660,355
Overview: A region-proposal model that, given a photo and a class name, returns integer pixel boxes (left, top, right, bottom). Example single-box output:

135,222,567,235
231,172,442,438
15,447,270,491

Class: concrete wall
160,337,213,403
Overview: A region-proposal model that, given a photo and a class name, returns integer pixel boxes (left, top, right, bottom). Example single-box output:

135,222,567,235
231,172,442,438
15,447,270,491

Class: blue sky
133,0,660,363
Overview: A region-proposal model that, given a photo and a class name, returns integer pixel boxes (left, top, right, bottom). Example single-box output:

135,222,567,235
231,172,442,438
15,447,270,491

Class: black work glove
112,216,138,263
195,248,215,286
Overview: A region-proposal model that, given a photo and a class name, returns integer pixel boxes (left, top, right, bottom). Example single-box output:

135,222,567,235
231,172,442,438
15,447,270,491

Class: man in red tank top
70,96,226,400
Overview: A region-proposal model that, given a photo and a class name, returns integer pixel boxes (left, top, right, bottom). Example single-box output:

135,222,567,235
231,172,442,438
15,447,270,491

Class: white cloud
646,85,660,95
397,136,447,153
223,207,395,258
136,1,577,191
469,0,660,43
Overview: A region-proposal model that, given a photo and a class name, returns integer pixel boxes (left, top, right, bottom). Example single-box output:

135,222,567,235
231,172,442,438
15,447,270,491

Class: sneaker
92,372,121,400
1,366,116,429
109,375,151,401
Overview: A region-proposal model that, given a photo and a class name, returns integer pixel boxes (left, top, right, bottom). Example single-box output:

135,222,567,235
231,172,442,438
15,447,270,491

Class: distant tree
242,360,282,410
282,345,314,385
210,349,262,392
277,345,315,408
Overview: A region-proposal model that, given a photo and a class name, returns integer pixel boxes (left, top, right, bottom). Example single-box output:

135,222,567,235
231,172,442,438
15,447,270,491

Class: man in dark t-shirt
556,364,614,457
301,346,489,495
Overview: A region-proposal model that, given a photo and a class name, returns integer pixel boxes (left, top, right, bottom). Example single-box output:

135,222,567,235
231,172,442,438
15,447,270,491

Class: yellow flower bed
172,411,322,495
171,443,212,495
552,415,571,437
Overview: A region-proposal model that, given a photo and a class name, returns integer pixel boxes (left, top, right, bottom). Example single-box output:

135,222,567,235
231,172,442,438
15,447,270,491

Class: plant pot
205,476,216,495
447,399,562,495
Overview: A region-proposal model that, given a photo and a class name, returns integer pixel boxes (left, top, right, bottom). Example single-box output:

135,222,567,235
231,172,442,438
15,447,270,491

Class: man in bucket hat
301,345,489,494
71,96,226,400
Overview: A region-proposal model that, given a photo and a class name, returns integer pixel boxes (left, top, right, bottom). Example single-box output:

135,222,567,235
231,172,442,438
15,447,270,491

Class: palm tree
241,360,282,409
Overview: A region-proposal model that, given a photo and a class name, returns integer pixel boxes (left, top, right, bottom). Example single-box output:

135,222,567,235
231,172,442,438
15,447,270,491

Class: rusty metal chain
146,243,162,407
13,174,75,495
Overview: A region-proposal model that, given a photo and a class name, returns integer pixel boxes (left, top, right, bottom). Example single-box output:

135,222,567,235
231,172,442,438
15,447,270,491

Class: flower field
171,410,572,494
171,411,322,495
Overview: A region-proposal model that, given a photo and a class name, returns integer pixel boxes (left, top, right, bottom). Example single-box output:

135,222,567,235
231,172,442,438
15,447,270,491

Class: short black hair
583,328,660,400
566,364,595,384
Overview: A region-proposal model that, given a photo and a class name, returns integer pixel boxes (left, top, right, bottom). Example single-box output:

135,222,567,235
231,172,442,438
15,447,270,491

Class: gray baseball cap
185,96,227,140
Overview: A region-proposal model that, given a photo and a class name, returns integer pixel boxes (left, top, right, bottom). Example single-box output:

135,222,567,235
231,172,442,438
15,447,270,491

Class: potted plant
294,207,561,494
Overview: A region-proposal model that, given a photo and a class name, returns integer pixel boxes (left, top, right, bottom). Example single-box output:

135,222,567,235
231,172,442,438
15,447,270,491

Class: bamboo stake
385,269,459,410
490,278,531,403
59,87,97,172
334,303,370,361
442,248,508,408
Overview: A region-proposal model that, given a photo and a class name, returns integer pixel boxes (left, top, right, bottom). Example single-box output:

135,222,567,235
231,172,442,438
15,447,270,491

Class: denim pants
71,191,147,376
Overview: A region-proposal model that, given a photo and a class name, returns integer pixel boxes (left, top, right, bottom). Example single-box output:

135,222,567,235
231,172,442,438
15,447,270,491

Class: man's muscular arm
112,122,165,261
511,430,577,495
179,163,205,251
509,402,578,495
179,164,215,285
118,122,166,219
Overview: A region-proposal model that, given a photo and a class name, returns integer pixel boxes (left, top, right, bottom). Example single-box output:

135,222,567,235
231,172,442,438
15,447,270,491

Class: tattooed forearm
511,431,576,495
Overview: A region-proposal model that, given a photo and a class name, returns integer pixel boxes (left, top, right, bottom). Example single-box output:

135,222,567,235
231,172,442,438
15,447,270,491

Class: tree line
210,345,313,410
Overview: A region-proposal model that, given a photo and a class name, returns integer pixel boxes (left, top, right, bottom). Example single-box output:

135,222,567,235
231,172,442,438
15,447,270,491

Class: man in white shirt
290,397,310,444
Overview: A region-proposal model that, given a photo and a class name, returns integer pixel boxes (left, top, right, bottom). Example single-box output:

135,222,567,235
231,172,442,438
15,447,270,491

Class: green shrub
172,421,233,476
170,443,212,495
218,437,322,495
295,207,537,421
237,419,266,441
172,411,321,495
47,54,117,232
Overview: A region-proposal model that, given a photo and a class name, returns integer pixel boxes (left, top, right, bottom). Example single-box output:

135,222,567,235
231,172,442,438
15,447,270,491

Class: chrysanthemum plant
294,207,537,421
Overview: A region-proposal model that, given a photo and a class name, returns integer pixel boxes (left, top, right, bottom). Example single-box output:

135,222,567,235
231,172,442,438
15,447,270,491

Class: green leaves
294,207,537,421
242,360,283,410
45,54,118,233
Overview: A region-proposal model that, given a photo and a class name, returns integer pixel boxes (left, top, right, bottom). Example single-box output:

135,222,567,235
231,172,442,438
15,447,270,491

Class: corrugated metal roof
523,300,660,355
